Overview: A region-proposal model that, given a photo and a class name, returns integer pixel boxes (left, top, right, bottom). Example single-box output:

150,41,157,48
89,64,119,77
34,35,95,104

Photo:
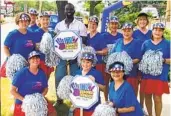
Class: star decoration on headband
153,22,165,29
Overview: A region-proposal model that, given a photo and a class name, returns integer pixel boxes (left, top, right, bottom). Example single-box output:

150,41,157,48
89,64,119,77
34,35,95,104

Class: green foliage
94,2,105,17
164,28,171,41
75,12,83,17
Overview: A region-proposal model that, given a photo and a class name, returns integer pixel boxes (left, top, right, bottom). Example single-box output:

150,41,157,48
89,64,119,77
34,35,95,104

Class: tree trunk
89,1,101,16
56,1,68,21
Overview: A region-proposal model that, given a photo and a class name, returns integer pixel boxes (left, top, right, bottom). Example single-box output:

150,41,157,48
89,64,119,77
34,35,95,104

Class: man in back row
54,3,87,104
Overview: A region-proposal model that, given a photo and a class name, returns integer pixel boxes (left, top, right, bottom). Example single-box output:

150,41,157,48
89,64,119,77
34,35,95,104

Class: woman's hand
89,75,95,82
10,85,24,101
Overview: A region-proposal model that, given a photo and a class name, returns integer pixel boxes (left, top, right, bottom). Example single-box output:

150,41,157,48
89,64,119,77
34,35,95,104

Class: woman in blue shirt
102,16,123,101
10,51,57,116
133,12,152,114
108,61,143,116
34,12,54,79
87,16,107,101
111,22,141,96
140,22,170,116
4,12,35,60
27,8,39,32
74,48,105,116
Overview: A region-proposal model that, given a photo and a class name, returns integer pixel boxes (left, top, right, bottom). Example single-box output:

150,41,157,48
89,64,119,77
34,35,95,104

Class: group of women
3,6,170,116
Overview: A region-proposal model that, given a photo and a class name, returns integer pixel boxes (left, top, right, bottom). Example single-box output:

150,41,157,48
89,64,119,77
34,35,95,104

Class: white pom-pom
22,93,48,116
93,104,116,116
39,32,53,54
139,50,163,76
106,51,133,74
77,46,97,67
103,44,114,63
6,54,28,80
57,75,73,99
45,49,60,67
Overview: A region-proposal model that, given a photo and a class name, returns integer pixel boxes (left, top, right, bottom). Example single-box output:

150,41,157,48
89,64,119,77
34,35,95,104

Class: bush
164,28,171,41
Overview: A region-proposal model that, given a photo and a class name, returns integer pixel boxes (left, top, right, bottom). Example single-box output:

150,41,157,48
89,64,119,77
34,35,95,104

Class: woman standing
102,16,123,101
108,61,143,116
10,51,57,116
140,22,170,116
74,47,105,116
28,8,39,32
4,12,35,60
87,15,107,100
34,12,54,79
133,12,152,115
111,22,141,96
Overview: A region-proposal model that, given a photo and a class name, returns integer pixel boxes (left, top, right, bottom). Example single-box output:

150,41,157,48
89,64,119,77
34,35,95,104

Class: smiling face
30,14,37,24
28,56,40,67
65,4,75,19
122,28,133,40
137,16,148,28
110,70,124,81
40,16,49,28
81,59,93,71
18,20,29,30
109,22,119,32
152,28,164,39
88,21,98,32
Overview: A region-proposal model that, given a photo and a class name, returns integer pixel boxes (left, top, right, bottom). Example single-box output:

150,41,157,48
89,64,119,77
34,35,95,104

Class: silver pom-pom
57,75,73,99
103,44,115,63
77,46,97,67
6,54,28,80
45,49,60,67
106,51,133,74
92,104,116,116
22,93,48,116
139,50,163,76
39,32,53,54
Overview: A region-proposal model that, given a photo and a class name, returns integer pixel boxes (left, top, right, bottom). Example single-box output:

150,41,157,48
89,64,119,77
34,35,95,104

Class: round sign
53,31,82,60
69,75,99,109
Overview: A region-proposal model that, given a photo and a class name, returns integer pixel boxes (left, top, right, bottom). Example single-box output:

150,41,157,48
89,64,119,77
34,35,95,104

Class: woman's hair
136,15,149,26
15,12,31,25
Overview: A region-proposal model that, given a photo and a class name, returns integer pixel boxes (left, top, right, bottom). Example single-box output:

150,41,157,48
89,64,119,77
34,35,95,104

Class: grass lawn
1,72,71,116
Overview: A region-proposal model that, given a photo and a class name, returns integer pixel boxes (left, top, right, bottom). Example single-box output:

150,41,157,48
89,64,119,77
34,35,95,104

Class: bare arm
96,48,108,56
132,59,139,64
117,106,135,113
4,45,11,57
42,87,48,97
97,84,105,92
164,58,170,65
10,85,24,101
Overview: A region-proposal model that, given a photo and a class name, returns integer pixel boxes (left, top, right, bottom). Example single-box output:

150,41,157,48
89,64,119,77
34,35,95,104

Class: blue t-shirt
141,39,170,81
74,68,105,111
28,24,39,32
34,28,53,60
133,29,152,45
12,67,48,104
102,32,123,45
4,29,35,60
87,32,107,64
111,39,141,77
109,81,143,116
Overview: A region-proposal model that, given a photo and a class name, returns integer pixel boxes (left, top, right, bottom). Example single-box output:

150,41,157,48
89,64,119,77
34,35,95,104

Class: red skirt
14,101,56,116
140,79,170,96
126,77,139,94
96,64,107,83
74,108,93,116
39,60,54,78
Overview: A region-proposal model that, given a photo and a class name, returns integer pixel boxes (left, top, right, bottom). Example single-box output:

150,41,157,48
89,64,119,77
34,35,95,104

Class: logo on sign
54,36,78,50
71,83,95,99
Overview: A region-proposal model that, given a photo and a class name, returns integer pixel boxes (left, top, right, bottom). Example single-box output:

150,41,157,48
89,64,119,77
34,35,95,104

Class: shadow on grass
53,102,70,116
